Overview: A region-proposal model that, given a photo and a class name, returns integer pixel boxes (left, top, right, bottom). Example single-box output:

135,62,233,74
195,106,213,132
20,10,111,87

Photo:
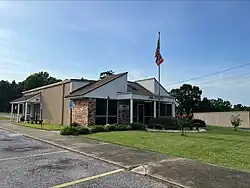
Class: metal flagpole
158,64,161,117
158,32,161,117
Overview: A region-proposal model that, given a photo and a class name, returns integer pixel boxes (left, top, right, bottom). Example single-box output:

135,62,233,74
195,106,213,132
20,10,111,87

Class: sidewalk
0,121,168,169
1,121,250,188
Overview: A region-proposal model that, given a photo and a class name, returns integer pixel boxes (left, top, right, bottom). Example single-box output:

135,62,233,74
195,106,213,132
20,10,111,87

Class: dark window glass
119,99,130,105
145,116,152,125
144,102,152,116
108,117,117,124
160,103,166,116
166,104,172,116
95,117,106,125
108,100,117,116
96,99,106,115
133,101,138,117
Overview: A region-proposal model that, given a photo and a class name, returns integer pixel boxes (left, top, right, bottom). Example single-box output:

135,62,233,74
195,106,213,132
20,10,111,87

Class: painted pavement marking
0,150,68,162
51,168,125,188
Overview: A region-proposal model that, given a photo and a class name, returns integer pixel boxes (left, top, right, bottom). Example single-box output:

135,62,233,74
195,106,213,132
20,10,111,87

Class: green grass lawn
18,123,64,131
0,112,10,115
0,117,10,120
85,126,250,172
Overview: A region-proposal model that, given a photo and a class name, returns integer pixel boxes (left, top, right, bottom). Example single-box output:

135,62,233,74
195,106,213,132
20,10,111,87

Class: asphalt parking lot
0,129,168,188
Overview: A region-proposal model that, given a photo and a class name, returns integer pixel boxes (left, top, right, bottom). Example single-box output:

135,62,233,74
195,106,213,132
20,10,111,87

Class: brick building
11,72,176,126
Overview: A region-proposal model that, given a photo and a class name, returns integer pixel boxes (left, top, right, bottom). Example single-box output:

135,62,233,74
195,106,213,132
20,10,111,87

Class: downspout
61,83,65,125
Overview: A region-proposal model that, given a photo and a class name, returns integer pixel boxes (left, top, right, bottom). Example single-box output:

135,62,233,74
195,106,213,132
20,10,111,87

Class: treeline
0,72,249,113
170,84,250,113
0,72,61,112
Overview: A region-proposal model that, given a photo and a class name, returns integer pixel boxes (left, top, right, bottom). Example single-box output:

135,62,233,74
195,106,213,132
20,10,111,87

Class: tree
22,71,61,91
170,84,202,113
198,97,213,112
0,71,61,112
0,80,22,112
230,114,242,131
99,70,114,79
232,104,250,111
209,98,232,112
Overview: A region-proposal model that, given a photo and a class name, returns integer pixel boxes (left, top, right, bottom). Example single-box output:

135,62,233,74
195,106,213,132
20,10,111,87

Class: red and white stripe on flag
155,32,164,66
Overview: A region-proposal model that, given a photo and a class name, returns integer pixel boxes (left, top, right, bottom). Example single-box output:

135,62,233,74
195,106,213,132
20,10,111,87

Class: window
108,117,117,124
96,117,106,125
108,100,117,116
166,104,172,116
144,102,153,117
96,99,106,116
95,98,118,125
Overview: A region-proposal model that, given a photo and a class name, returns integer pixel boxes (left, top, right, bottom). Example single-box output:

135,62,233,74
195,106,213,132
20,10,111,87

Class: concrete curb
144,173,189,188
0,125,187,188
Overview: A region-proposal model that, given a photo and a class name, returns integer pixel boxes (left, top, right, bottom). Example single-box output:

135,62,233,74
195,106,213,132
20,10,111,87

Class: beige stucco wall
24,82,71,125
63,82,71,125
194,111,250,128
41,84,63,124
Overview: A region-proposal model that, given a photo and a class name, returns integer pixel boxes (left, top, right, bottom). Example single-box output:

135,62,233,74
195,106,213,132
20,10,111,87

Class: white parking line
0,150,69,162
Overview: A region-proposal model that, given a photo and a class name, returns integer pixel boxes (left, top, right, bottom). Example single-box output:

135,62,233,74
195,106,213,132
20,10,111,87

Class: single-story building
10,72,176,125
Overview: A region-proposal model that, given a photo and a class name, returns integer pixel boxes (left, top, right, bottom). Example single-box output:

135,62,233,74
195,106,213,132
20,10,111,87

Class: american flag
155,32,164,66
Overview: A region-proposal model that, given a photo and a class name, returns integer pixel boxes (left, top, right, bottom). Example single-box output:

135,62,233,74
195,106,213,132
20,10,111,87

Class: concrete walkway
1,121,250,188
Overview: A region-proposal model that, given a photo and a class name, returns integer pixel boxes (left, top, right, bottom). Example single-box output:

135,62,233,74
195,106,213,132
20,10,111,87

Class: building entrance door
137,104,144,124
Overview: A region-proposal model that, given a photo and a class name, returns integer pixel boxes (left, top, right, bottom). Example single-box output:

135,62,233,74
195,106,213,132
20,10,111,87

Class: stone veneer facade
72,99,96,126
118,103,130,124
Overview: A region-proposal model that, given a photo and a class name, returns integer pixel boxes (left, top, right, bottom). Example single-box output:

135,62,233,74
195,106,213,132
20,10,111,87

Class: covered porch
117,93,175,125
10,93,42,123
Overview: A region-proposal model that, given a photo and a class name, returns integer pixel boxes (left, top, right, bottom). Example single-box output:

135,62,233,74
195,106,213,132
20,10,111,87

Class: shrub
104,124,116,132
127,125,132,130
153,124,164,130
60,126,78,135
230,114,243,131
91,125,105,133
115,125,128,131
130,122,146,130
190,119,206,128
70,122,81,127
72,127,80,135
148,117,180,130
77,126,90,134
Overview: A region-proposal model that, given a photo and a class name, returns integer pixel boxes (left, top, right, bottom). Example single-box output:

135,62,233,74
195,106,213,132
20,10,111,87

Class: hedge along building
10,72,176,125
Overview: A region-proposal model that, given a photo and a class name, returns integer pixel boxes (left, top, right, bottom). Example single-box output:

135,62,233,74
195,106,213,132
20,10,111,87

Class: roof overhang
67,92,175,103
10,93,41,104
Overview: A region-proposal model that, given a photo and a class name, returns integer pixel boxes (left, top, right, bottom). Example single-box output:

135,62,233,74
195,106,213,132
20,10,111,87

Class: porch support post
17,103,20,122
24,102,28,121
22,103,25,116
172,102,175,117
10,103,13,121
130,98,133,124
30,104,33,118
153,101,156,118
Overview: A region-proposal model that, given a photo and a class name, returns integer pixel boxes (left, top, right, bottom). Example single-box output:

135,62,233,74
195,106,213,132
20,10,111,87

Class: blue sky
1,1,250,105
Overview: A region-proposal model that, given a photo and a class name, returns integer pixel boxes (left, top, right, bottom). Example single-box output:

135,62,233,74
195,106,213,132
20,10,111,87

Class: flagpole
158,32,161,117
158,62,161,117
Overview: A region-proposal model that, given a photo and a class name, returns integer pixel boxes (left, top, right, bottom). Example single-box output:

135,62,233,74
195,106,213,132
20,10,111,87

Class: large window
95,98,117,125
108,100,117,116
157,103,172,116
96,99,107,116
